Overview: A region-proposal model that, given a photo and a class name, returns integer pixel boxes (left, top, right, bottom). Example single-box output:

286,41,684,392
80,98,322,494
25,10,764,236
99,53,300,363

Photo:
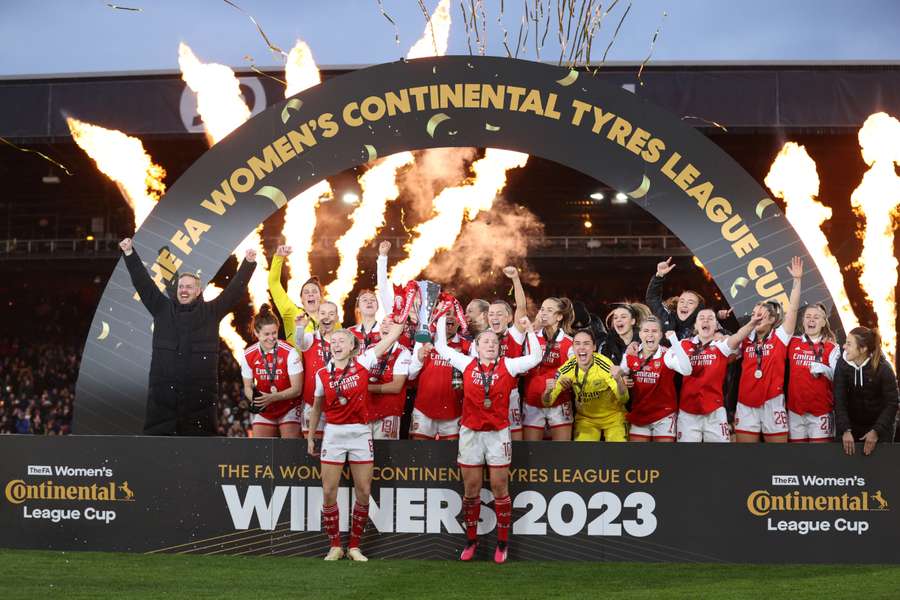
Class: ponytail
252,303,280,334
550,297,575,336
848,326,882,371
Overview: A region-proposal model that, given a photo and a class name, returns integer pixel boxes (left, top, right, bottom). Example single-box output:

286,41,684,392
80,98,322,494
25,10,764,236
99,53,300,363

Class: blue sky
1,0,899,76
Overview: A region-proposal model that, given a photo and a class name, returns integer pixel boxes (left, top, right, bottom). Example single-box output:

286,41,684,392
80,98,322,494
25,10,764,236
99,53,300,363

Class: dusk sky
2,0,899,77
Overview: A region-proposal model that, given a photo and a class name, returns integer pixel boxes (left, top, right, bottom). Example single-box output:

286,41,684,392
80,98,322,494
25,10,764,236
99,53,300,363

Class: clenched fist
119,238,133,256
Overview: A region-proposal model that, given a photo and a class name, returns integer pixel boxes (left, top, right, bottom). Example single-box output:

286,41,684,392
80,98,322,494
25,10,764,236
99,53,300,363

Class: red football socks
463,496,481,541
322,503,341,548
349,501,369,549
494,495,511,543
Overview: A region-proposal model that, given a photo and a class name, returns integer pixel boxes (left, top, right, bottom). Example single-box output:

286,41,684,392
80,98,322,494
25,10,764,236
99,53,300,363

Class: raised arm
377,241,393,314
408,342,431,380
663,330,692,375
646,257,675,320
434,316,474,372
726,313,763,351
780,257,803,337
371,318,405,359
504,317,542,376
503,266,528,331
268,246,297,318
210,249,257,319
120,239,168,315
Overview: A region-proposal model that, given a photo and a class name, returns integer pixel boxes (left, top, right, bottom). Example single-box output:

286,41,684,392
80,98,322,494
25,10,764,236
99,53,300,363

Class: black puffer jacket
645,274,703,340
124,250,255,435
833,353,899,442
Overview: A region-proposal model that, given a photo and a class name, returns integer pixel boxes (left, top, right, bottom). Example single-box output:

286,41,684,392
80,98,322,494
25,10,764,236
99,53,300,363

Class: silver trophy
414,280,442,343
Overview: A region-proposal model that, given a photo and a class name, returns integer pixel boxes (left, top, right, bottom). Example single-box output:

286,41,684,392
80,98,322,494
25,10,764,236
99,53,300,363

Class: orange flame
282,40,332,297
178,43,250,144
692,256,713,282
66,117,166,229
390,149,529,282
765,142,858,333
323,1,452,314
203,284,245,354
850,112,900,365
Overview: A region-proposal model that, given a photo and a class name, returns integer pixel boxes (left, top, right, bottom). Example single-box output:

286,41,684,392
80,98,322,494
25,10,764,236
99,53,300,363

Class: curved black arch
75,55,832,433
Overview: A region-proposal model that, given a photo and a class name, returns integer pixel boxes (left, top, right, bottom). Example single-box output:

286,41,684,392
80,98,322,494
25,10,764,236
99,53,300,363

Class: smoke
401,148,478,221
424,198,544,297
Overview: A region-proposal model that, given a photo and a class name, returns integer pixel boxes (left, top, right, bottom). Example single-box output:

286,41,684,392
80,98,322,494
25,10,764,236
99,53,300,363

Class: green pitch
2,550,899,599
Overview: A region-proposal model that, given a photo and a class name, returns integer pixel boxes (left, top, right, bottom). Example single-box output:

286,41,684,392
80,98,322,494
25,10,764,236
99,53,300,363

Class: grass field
1,550,899,599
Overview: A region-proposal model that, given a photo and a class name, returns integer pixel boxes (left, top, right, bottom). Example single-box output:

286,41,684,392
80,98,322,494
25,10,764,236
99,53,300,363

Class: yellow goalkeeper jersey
268,254,317,346
548,353,627,419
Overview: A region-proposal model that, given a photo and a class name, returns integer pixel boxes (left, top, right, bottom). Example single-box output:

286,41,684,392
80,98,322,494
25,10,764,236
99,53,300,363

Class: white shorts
301,403,326,435
629,413,677,441
789,411,834,442
677,407,730,443
508,389,523,433
370,416,401,440
409,408,460,439
735,396,788,437
523,402,574,430
320,423,374,465
251,405,302,427
457,426,512,468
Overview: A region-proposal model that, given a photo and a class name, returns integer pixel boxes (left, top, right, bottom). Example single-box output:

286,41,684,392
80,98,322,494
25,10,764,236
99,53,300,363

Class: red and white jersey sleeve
240,342,303,420
367,345,412,420
314,349,378,425
787,336,839,416
679,337,735,415
738,325,790,408
624,347,678,426
301,334,330,406
411,336,470,420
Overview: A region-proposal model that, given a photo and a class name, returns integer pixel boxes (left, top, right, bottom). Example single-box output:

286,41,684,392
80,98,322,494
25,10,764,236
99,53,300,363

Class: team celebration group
119,238,899,564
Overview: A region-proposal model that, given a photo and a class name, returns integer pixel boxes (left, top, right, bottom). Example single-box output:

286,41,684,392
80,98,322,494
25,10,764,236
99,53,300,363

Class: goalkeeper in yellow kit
543,329,629,441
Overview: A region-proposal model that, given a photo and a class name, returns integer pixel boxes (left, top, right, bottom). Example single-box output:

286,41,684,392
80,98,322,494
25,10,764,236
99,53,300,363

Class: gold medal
270,386,277,394
483,397,492,409
338,396,348,406
754,369,763,379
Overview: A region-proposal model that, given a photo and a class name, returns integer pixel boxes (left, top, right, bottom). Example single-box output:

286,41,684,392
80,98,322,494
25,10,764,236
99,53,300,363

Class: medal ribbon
475,359,498,408
804,334,825,363
328,362,354,405
753,329,772,375
261,348,278,391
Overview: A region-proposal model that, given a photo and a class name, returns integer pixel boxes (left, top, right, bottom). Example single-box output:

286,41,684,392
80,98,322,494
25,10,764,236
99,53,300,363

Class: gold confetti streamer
97,321,110,340
626,175,650,199
255,185,288,209
364,144,378,162
730,276,750,298
417,0,440,57
755,197,777,219
376,0,401,47
485,123,501,131
637,11,667,86
250,66,286,86
426,113,451,138
281,98,303,124
0,137,72,175
599,1,631,66
556,68,579,86
106,3,142,11
681,115,728,132
222,0,287,58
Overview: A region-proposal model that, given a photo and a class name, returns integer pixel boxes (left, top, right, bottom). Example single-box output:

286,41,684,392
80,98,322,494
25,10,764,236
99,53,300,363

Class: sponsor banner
1,436,898,563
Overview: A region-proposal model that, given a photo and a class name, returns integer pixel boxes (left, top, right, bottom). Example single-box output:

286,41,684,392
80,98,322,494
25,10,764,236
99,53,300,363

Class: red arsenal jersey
313,349,381,425
787,335,839,416
738,326,790,408
367,345,412,421
522,329,574,408
679,338,736,415
301,332,331,406
239,341,303,420
624,348,678,426
411,335,471,420
349,322,382,351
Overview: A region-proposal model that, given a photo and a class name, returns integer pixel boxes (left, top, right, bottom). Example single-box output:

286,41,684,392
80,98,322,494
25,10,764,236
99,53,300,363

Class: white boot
347,547,368,562
324,546,345,561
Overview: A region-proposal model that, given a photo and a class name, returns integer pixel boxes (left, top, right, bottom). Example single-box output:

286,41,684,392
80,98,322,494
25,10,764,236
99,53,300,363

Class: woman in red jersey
367,318,412,440
787,303,840,442
306,319,405,562
621,316,691,442
408,314,471,440
239,305,303,438
433,315,541,564
296,301,339,439
349,289,382,351
677,309,761,442
514,296,576,441
734,257,803,443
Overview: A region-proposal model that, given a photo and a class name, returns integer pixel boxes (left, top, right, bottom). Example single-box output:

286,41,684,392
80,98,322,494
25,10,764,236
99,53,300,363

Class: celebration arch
75,56,833,434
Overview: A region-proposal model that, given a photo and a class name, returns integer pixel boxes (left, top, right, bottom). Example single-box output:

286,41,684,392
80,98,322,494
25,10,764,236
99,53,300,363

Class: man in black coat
119,238,257,436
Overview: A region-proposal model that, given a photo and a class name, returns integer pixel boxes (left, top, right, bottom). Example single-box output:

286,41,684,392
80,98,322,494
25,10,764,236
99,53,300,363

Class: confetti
250,66,286,86
106,3,142,11
730,277,749,299
281,98,303,124
0,136,72,175
755,197,777,219
364,144,378,162
255,185,288,209
222,0,287,58
376,0,401,47
485,123,501,131
626,175,650,199
681,115,729,132
637,11,667,86
426,113,451,138
97,321,110,340
556,68,578,86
